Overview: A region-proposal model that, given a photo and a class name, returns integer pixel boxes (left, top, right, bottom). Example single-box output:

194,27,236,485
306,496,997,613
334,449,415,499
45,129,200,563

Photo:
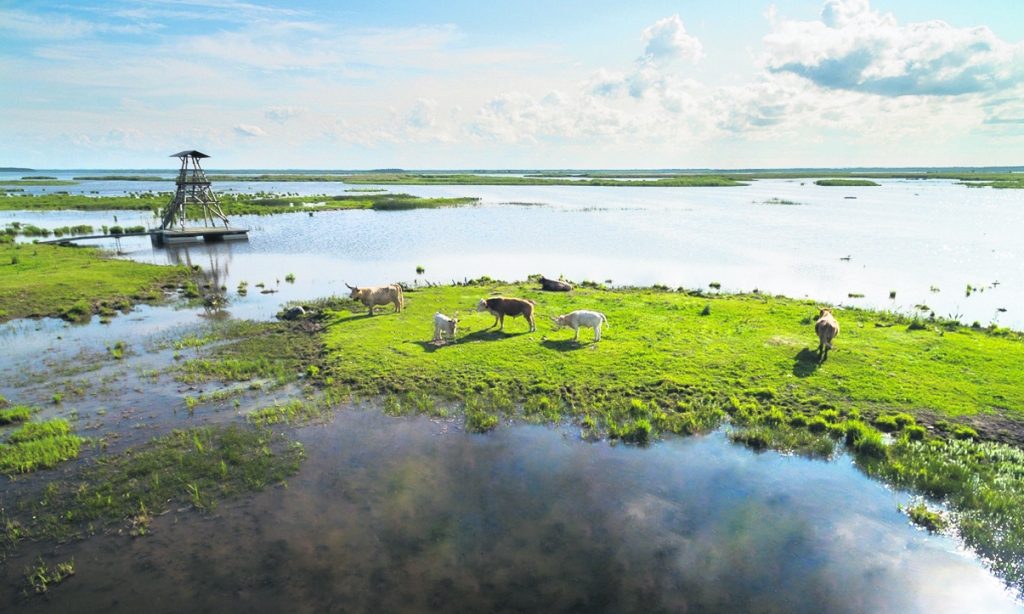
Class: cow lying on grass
432,312,458,344
815,308,840,360
476,297,536,332
346,283,404,315
553,309,609,342
539,276,572,292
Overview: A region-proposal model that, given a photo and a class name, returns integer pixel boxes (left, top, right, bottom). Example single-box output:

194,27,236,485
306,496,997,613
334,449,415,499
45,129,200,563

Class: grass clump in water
23,558,75,595
0,418,83,474
247,399,326,427
0,406,31,425
904,501,948,533
7,424,304,551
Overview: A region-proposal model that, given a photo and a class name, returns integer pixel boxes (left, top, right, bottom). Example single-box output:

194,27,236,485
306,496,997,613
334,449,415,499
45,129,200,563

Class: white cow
553,310,609,342
432,311,458,344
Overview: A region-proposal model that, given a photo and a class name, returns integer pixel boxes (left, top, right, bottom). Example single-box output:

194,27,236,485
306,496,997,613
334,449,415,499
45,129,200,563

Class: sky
1,0,1023,169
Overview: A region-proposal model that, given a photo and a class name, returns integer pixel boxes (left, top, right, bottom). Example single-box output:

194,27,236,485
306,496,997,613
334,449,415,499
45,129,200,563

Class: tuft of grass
247,399,326,427
0,406,31,425
284,273,295,283
905,501,948,533
24,558,75,594
0,419,83,474
8,418,71,443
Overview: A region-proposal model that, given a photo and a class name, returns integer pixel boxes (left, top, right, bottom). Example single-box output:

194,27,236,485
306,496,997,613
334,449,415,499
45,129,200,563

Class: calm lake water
2,412,1020,613
2,174,1024,610
3,176,1021,328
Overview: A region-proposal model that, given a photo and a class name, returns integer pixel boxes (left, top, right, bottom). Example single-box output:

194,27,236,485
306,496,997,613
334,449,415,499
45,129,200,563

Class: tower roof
170,150,210,159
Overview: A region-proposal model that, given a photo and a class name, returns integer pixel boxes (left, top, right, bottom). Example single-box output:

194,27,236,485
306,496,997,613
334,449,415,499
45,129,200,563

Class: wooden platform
151,227,249,245
38,227,249,246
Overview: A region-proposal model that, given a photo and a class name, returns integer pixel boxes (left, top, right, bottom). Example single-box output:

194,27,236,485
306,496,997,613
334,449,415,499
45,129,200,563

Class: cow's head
475,298,488,312
819,308,832,318
551,315,567,329
345,283,363,299
448,318,458,334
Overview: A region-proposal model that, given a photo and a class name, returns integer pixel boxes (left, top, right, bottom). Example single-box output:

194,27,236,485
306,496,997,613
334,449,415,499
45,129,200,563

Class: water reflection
5,412,1019,613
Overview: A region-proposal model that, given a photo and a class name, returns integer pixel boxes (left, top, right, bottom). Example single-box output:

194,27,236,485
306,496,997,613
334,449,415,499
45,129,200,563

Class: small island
814,179,881,187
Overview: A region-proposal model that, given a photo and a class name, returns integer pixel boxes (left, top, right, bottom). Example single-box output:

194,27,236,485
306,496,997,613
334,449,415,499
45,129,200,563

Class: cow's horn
345,283,355,290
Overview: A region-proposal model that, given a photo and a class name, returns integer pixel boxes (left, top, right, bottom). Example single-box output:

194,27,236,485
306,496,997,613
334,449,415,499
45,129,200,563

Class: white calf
553,310,609,342
432,311,458,343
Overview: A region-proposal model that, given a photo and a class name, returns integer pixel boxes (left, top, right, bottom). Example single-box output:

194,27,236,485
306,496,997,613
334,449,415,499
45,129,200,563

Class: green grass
0,180,78,186
321,283,1024,432
23,558,75,594
814,179,880,187
0,192,479,217
0,406,31,425
172,320,324,385
8,418,71,443
0,419,83,474
0,243,190,322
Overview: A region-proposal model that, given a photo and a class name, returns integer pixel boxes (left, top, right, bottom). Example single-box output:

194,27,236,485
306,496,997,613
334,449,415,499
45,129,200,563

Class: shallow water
2,413,1019,613
3,177,1021,327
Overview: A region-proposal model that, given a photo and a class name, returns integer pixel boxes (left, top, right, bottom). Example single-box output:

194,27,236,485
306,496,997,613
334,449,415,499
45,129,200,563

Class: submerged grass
4,424,304,553
0,243,190,322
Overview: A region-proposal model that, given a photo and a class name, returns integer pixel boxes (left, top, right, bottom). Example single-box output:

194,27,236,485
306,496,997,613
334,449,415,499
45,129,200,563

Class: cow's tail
601,313,610,329
396,284,404,308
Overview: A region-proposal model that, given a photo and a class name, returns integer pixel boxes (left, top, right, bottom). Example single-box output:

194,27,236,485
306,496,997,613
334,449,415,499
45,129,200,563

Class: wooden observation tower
153,151,247,245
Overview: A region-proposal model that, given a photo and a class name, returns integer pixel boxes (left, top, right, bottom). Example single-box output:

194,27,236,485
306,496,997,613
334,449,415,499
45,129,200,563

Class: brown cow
539,276,572,292
476,297,536,332
815,308,840,360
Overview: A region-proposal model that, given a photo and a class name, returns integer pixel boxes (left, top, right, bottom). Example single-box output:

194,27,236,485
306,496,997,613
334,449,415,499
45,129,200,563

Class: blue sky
1,0,1022,169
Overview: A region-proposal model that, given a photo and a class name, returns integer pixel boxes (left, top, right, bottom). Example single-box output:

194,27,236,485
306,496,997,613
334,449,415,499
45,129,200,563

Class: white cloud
763,0,1024,96
233,124,266,137
264,106,307,122
641,14,704,64
408,99,438,128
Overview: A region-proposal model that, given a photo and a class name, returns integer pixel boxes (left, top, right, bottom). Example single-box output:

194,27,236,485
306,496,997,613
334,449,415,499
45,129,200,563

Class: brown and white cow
476,297,536,332
815,308,840,360
346,283,404,315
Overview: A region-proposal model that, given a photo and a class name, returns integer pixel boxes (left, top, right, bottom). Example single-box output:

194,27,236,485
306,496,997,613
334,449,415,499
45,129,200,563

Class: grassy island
0,241,190,322
814,179,880,187
0,192,479,217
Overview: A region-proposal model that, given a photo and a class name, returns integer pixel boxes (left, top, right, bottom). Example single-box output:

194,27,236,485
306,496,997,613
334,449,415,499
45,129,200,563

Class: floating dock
151,227,249,245
39,227,248,246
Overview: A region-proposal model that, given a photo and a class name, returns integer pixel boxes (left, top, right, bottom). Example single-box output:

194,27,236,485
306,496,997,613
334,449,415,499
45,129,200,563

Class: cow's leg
498,314,504,331
594,325,600,342
573,327,579,341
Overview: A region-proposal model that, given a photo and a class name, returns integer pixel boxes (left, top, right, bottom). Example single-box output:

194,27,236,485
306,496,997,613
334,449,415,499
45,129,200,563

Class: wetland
1,172,1023,611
